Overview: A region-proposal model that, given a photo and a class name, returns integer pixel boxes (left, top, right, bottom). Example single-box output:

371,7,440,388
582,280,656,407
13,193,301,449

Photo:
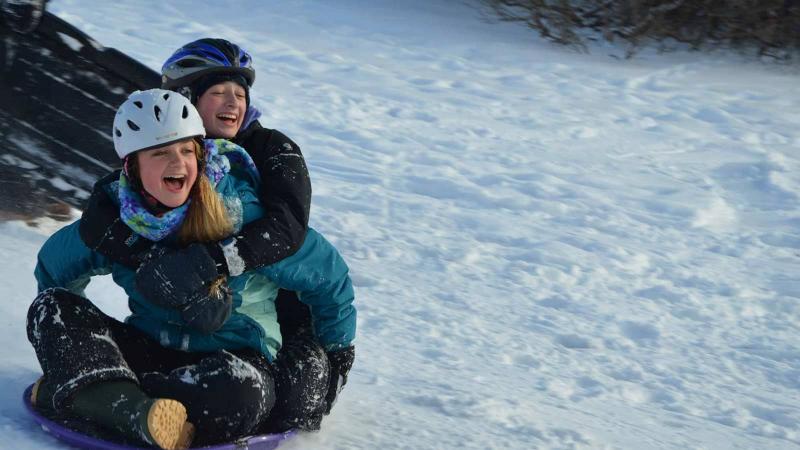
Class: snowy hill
2,0,799,449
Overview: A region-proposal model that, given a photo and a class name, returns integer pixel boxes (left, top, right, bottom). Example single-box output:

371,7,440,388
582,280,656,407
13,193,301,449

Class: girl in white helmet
80,39,355,436
27,89,356,449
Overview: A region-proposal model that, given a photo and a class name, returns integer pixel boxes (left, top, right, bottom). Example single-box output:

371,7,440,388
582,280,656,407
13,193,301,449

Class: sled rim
23,383,295,449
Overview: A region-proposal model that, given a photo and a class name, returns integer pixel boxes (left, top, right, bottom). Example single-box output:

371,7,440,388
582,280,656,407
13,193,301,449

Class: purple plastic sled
23,384,295,449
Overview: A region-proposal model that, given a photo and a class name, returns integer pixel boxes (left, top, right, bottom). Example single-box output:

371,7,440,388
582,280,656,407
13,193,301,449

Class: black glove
179,277,233,334
324,346,355,414
136,244,232,333
135,243,226,307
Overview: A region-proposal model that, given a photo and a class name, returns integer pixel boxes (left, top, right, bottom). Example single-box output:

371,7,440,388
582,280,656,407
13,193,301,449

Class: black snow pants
27,288,330,445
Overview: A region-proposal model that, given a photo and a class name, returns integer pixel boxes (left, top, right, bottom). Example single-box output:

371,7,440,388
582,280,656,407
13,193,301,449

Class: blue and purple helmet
161,38,255,92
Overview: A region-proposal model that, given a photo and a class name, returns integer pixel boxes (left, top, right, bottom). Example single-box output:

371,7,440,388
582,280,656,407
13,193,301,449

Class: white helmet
112,89,206,159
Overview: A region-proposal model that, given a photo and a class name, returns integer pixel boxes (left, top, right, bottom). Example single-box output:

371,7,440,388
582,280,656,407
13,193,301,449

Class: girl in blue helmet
28,89,356,449
78,38,355,435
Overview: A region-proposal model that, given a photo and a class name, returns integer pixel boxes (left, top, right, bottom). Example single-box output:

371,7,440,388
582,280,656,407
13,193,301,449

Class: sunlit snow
1,0,798,449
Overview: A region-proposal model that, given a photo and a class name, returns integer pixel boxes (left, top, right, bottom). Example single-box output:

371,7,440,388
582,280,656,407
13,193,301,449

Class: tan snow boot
69,380,195,450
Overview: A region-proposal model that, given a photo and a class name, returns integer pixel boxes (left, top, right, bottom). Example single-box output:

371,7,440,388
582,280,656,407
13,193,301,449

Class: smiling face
136,139,199,208
195,81,247,138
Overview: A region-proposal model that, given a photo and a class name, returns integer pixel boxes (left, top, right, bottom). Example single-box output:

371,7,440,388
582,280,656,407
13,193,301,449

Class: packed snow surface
1,0,798,449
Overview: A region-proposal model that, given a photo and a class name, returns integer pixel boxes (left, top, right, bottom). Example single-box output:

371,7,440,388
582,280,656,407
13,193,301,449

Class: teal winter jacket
34,146,355,361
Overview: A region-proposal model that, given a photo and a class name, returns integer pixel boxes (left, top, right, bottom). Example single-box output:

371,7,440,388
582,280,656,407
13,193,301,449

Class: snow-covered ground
2,0,799,449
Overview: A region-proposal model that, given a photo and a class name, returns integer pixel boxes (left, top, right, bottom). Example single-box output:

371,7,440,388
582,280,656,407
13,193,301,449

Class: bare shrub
483,0,800,58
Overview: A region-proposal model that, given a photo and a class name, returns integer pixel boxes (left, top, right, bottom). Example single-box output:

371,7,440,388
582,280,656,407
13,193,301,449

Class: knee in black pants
27,288,101,344
141,350,275,445
27,288,138,410
263,332,330,432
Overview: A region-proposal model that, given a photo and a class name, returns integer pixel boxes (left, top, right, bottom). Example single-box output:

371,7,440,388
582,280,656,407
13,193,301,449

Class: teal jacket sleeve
258,228,356,351
35,220,113,296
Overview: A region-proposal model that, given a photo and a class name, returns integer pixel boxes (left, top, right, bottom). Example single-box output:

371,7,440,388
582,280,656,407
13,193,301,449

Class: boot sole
147,399,194,450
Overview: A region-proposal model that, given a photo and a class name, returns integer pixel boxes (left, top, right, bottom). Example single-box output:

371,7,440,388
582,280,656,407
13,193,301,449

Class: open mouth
217,113,238,125
163,175,186,191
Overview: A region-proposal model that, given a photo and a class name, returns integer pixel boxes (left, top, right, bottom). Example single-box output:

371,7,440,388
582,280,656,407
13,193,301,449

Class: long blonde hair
176,139,233,244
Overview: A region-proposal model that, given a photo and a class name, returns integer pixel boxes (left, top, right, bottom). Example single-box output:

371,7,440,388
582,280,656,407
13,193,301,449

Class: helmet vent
163,93,170,100
154,105,162,122
182,105,189,119
177,59,203,68
114,128,122,137
126,120,140,131
133,101,143,109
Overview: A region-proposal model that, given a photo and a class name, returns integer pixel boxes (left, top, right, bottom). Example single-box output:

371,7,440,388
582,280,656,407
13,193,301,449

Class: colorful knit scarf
117,139,257,242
